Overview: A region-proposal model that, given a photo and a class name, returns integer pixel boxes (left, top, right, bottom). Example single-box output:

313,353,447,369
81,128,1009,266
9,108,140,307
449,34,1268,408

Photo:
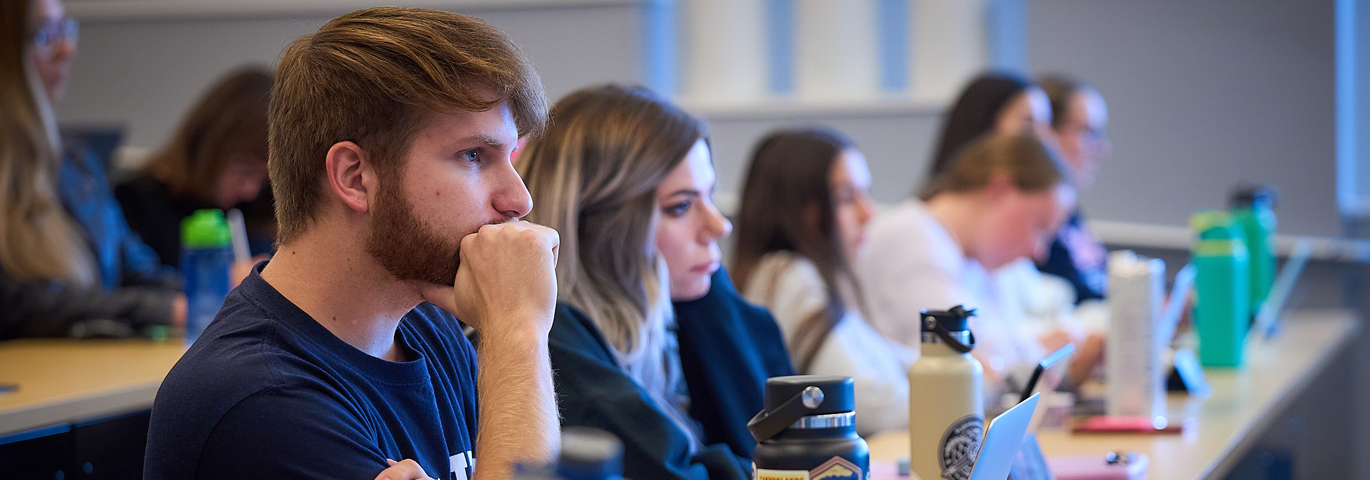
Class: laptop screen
969,393,1040,480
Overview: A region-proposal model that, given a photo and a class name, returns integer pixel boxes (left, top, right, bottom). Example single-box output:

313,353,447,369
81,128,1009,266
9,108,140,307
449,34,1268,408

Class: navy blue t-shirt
144,265,480,480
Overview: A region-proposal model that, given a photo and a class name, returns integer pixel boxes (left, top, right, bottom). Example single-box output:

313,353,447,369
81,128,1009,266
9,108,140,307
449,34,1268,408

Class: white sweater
743,251,915,437
855,199,1045,395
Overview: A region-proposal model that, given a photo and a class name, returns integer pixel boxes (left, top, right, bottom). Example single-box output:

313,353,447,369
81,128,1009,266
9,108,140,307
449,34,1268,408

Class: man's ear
325,141,377,213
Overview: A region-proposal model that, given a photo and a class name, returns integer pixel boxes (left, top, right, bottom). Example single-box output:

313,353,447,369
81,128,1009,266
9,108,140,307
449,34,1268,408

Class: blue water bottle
557,427,624,480
181,209,233,344
511,427,624,480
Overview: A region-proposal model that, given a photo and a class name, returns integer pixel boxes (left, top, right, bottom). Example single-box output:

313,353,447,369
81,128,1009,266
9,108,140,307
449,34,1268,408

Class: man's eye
459,150,480,163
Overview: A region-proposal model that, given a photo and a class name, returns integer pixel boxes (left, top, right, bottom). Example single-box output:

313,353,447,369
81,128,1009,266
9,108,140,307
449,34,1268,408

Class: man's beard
365,182,464,286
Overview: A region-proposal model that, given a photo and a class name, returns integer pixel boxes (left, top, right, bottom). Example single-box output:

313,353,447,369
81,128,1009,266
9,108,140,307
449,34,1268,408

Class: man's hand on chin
419,220,559,334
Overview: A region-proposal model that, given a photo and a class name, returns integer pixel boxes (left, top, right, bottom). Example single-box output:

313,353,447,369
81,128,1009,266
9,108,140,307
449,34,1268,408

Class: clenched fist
421,221,559,336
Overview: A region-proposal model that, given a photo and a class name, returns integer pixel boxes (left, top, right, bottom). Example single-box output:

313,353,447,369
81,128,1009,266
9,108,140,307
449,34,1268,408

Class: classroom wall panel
1029,0,1339,237
691,105,943,206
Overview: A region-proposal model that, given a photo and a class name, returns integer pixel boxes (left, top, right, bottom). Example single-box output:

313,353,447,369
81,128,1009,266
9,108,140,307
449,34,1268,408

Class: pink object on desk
1072,416,1185,434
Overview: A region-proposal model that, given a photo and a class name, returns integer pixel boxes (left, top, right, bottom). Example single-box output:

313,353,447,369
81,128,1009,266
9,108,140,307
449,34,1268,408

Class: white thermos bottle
908,305,983,480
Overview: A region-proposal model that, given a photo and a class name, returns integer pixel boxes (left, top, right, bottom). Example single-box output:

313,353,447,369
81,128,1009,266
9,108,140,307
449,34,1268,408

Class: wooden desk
0,339,186,436
868,310,1360,480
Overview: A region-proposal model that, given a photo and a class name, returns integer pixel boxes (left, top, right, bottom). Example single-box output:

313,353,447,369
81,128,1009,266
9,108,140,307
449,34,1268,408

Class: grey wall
1029,0,1340,237
57,3,649,151
692,106,943,207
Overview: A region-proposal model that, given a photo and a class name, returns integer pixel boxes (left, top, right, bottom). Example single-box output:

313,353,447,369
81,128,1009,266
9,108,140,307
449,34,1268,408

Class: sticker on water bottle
939,414,984,480
755,456,864,480
754,469,808,480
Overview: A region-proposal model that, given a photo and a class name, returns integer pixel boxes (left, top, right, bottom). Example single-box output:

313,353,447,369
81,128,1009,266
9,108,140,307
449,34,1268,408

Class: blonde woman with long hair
519,84,763,480
0,0,182,338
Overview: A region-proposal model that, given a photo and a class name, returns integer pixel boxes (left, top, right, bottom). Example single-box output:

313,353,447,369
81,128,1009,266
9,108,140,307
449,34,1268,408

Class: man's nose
493,165,533,219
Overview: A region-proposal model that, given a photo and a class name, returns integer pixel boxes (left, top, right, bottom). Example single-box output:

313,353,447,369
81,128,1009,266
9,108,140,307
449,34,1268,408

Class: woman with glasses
0,0,184,339
1036,75,1112,304
27,0,75,102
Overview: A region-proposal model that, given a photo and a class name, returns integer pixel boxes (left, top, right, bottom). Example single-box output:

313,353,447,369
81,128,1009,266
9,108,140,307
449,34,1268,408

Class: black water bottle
749,375,868,480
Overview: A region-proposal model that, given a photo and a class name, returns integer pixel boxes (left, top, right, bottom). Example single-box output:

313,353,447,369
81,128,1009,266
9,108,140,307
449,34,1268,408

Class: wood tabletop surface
0,338,186,436
867,310,1360,480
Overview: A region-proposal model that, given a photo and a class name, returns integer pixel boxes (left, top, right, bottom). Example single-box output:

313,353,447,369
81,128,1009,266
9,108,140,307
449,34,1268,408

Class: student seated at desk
731,128,914,437
145,8,559,479
0,0,184,339
1035,74,1112,305
919,71,1107,388
857,134,1077,398
115,67,275,269
518,84,771,480
925,71,1053,178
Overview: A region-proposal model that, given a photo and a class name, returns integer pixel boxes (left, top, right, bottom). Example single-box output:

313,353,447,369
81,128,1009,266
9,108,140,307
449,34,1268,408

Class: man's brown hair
268,7,548,244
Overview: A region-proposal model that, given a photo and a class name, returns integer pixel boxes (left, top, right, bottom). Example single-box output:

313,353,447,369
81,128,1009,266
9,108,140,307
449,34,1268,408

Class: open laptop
967,393,1041,480
870,395,1040,480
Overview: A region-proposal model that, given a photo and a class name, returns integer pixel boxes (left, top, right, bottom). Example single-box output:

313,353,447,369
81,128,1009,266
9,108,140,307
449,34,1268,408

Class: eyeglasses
32,18,79,55
1061,122,1108,143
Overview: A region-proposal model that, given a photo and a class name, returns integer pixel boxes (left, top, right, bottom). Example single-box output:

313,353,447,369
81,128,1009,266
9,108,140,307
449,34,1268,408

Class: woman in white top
732,128,915,437
858,134,1077,398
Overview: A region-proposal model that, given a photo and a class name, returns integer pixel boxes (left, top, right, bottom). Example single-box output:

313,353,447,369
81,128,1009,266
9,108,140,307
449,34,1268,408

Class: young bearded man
144,8,559,480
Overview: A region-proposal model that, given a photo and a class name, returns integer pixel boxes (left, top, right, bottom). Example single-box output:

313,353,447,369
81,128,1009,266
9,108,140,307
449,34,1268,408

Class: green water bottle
181,210,233,345
1191,211,1251,368
1229,186,1278,317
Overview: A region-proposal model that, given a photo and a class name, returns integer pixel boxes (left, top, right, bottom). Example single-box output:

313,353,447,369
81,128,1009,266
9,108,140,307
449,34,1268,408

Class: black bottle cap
749,375,855,442
920,305,976,332
1230,184,1279,210
763,375,854,415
